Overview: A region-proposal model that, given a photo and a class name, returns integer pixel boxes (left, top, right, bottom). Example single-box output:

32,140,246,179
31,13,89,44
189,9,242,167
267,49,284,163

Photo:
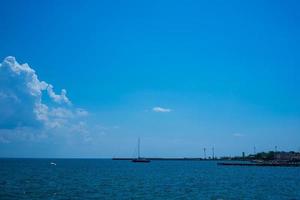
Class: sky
0,0,300,158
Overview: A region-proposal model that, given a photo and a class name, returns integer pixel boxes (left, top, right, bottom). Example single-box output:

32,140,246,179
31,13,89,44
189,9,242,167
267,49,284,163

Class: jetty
113,157,205,161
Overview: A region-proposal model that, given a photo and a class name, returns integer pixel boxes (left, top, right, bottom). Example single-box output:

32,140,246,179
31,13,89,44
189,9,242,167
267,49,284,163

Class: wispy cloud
233,133,245,137
152,106,172,113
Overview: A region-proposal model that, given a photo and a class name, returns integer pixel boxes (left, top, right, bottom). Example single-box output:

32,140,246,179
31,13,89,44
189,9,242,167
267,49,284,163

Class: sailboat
132,138,150,163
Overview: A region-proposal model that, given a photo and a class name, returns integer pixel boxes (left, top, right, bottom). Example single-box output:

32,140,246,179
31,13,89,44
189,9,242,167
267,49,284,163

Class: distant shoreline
112,157,219,161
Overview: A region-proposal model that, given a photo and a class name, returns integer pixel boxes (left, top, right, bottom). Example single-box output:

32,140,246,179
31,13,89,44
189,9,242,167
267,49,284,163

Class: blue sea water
0,159,300,200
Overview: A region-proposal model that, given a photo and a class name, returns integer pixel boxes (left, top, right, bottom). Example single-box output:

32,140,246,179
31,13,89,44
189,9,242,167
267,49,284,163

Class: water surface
0,159,300,199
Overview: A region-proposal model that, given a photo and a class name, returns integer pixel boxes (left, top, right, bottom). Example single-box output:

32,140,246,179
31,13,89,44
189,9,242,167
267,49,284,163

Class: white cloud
233,133,244,137
0,56,80,131
47,84,71,105
152,106,172,113
49,107,73,118
0,57,115,145
76,108,89,117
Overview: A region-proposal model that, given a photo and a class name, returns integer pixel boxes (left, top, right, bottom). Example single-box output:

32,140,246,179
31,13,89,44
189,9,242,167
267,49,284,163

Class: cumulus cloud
0,56,83,131
47,84,71,105
152,106,172,113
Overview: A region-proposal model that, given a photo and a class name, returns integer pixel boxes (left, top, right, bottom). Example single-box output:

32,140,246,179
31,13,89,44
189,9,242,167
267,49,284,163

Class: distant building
275,152,300,161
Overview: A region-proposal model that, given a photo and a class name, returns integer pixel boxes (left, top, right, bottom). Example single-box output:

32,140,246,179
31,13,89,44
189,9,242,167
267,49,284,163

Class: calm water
0,159,300,200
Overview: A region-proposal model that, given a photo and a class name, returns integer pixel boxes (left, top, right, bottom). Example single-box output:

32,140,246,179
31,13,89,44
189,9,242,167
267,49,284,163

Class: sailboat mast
138,137,140,158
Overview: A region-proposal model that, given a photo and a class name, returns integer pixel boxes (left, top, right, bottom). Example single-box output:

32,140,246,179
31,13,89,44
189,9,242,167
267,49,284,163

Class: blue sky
0,0,300,158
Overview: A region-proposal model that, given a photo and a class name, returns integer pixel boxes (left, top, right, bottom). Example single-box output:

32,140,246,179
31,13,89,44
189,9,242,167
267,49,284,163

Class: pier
113,157,209,161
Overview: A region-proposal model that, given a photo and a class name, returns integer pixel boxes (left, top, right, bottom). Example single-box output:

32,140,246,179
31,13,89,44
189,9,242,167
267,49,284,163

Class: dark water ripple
0,159,300,200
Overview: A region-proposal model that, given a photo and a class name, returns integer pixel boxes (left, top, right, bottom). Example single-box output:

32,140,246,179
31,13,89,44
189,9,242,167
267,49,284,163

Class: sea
0,159,300,200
